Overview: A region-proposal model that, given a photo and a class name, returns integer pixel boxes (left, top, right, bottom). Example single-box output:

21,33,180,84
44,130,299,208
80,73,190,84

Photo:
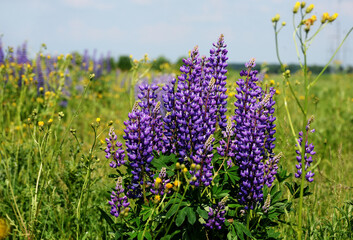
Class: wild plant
271,1,352,239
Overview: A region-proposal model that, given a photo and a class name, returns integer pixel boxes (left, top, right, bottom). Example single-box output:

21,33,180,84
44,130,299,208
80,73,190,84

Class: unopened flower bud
293,2,300,13
329,13,338,22
306,4,314,13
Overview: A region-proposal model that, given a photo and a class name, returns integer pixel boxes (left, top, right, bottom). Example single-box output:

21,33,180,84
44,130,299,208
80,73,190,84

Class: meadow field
0,41,352,239
1,3,353,239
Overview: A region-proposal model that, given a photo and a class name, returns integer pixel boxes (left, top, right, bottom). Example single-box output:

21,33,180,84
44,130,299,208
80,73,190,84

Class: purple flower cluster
105,128,126,168
233,58,278,210
162,35,228,163
109,177,130,218
205,197,228,230
123,103,155,199
207,35,229,130
295,117,316,182
189,135,214,187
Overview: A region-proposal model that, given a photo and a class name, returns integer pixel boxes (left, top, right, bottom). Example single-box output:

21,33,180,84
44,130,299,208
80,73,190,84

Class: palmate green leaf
151,153,178,170
176,207,188,227
186,207,196,225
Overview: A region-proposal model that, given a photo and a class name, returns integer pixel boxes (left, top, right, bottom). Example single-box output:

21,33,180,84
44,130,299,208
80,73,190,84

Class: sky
1,0,352,66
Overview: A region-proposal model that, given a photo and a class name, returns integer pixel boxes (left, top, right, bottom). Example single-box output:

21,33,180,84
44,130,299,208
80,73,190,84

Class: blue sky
1,0,352,65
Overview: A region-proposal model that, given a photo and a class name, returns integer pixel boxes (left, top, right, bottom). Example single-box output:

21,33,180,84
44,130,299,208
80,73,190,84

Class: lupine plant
103,35,291,239
272,1,352,239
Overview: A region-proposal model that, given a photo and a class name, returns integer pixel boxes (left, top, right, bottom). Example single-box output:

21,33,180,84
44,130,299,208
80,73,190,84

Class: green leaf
145,231,152,240
166,204,179,219
234,221,252,240
176,207,187,227
196,206,208,219
97,207,118,232
186,207,196,225
141,206,153,221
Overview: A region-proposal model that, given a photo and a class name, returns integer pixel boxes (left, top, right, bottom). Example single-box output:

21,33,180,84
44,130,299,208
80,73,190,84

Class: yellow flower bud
301,1,306,8
155,177,162,184
48,119,53,124
306,4,314,13
329,13,338,22
174,180,180,187
282,21,286,26
154,195,161,202
321,12,330,23
274,14,280,22
96,117,101,123
182,167,188,173
293,2,300,13
311,15,317,23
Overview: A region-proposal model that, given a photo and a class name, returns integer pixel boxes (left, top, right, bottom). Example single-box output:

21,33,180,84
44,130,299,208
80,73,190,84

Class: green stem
164,181,190,237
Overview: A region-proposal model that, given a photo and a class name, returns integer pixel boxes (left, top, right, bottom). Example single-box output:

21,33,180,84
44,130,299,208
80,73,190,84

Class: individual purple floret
123,103,154,199
233,58,278,210
105,127,126,168
295,116,316,182
109,177,130,218
205,196,228,230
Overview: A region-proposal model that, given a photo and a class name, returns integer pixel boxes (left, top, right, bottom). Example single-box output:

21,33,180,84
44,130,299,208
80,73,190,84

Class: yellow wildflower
182,167,188,173
270,79,275,85
174,180,181,187
299,95,305,100
38,121,44,127
155,177,162,184
0,218,10,239
306,4,314,13
282,21,286,26
275,89,280,95
48,119,53,124
301,1,306,8
39,87,44,92
329,13,338,22
154,195,161,202
96,117,101,123
165,183,173,189
293,2,300,13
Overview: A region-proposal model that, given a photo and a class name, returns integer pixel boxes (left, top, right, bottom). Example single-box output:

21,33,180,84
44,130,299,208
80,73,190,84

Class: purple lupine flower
189,134,214,187
205,196,228,230
137,83,159,114
105,127,126,168
217,118,236,168
0,38,4,65
263,152,282,187
233,58,275,210
162,77,178,154
36,55,45,94
123,103,154,199
295,116,316,182
109,177,130,218
207,34,229,130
